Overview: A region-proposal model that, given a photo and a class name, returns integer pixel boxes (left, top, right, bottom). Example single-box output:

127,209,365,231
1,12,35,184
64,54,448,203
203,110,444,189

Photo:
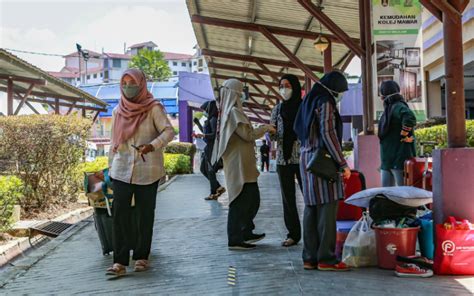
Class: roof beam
211,74,279,87
297,0,365,57
255,59,280,83
0,73,46,85
207,61,305,81
341,52,355,72
248,92,279,101
191,15,359,45
202,49,323,73
13,83,35,115
249,82,277,106
0,84,97,103
247,95,271,116
420,0,443,21
21,97,107,112
259,26,319,82
431,0,462,23
253,71,284,101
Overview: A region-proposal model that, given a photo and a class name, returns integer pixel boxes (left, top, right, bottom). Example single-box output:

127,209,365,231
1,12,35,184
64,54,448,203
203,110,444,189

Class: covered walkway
1,173,472,295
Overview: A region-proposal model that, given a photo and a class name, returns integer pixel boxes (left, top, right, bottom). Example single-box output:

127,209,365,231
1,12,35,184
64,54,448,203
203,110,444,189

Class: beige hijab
211,79,249,164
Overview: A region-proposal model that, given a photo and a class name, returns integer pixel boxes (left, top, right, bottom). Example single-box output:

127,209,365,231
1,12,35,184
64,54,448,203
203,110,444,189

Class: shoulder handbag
306,147,339,182
305,102,340,182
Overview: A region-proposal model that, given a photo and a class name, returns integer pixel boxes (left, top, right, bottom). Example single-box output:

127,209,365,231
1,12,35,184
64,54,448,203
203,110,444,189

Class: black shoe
244,233,266,244
228,242,257,250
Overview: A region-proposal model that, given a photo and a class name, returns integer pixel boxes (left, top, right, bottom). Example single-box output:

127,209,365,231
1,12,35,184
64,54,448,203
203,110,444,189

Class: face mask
335,93,343,103
122,85,139,99
382,92,400,101
279,87,293,101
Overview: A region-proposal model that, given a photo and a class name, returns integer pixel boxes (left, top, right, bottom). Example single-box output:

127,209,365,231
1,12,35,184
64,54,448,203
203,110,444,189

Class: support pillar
7,78,13,116
179,100,193,143
432,1,472,225
443,2,466,148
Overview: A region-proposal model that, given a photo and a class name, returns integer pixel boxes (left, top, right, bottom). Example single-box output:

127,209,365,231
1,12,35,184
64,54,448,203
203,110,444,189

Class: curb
0,220,91,288
0,207,93,268
0,175,178,288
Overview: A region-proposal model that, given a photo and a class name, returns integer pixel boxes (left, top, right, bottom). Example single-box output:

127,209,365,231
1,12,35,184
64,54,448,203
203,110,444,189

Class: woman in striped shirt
293,71,351,271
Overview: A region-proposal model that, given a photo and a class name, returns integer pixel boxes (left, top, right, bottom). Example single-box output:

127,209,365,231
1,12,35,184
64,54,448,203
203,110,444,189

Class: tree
129,49,171,81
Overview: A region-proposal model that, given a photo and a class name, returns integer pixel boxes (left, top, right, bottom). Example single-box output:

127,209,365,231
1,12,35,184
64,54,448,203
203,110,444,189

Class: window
173,71,177,76
112,59,121,68
173,61,177,66
193,61,197,66
93,73,97,79
100,73,103,77
198,59,203,67
87,75,91,79
181,62,186,67
76,77,80,81
189,62,192,67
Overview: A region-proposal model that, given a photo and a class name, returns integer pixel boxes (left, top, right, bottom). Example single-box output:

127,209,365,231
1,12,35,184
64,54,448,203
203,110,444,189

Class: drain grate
29,221,73,238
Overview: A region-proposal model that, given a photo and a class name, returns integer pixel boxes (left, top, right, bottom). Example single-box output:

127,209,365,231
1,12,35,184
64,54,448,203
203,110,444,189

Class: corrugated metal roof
186,0,360,106
0,49,107,108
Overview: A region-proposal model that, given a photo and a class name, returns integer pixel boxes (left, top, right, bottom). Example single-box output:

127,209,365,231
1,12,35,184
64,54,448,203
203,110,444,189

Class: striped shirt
108,105,175,185
299,102,348,205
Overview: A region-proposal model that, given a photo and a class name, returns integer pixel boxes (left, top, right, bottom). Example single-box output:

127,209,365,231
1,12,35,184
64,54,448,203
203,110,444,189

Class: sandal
204,193,219,201
216,187,226,195
134,259,149,272
282,238,298,247
106,263,126,276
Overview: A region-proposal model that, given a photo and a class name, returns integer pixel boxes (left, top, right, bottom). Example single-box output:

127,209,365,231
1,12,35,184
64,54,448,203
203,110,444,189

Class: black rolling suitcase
93,207,114,255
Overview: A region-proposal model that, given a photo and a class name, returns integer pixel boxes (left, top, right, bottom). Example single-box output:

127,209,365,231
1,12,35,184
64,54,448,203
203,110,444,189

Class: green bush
164,153,191,175
76,156,108,174
164,142,196,156
415,116,446,129
0,176,23,232
415,120,474,155
0,115,92,211
164,142,196,169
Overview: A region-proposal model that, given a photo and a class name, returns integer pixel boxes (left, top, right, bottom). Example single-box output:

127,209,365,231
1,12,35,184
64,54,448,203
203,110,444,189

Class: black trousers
227,183,260,245
200,152,221,194
277,164,302,242
302,201,339,265
112,179,159,266
261,157,270,172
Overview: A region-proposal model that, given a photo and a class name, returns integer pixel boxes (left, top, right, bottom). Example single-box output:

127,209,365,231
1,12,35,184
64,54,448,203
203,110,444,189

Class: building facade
422,3,474,119
49,41,208,86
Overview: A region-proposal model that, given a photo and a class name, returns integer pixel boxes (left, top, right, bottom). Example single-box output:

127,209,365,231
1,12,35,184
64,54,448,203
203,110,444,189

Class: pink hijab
112,69,160,151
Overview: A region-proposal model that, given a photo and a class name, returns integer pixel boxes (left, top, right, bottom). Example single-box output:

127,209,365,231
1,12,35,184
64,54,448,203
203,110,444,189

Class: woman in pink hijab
106,69,175,276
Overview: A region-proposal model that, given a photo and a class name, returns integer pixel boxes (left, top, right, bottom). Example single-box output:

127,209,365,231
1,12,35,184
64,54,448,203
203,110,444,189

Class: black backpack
369,195,418,224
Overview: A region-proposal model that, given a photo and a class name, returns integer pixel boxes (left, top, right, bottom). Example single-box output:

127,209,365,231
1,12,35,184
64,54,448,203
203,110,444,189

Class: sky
0,0,361,75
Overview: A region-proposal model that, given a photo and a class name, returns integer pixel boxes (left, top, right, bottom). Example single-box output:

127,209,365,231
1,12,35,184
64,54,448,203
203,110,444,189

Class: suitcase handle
419,141,437,157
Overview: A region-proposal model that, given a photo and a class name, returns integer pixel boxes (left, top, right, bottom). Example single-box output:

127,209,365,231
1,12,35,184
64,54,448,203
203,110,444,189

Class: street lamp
76,43,82,85
313,23,329,53
82,50,90,85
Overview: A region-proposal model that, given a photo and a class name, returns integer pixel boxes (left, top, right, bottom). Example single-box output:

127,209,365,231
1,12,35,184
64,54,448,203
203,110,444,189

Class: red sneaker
395,264,433,278
317,262,350,271
303,262,318,270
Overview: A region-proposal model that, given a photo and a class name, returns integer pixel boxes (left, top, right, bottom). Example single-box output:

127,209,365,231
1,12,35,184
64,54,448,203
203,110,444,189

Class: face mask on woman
279,87,293,101
122,85,139,99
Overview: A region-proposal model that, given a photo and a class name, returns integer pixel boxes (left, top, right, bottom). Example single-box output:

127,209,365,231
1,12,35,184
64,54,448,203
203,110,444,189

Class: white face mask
279,87,292,101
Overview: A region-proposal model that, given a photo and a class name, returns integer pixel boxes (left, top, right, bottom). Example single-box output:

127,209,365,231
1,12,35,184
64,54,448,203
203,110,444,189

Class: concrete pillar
433,149,474,225
354,134,381,188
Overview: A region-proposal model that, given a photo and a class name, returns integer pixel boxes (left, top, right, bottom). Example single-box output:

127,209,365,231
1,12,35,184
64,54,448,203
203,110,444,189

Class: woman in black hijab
270,74,303,247
293,70,350,271
196,100,226,200
378,80,416,187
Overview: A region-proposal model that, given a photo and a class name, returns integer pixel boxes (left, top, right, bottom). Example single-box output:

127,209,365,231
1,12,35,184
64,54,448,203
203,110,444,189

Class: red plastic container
374,226,420,269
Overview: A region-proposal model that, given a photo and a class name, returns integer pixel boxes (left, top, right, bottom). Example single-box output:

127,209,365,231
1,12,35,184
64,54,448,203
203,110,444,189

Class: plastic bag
342,213,377,267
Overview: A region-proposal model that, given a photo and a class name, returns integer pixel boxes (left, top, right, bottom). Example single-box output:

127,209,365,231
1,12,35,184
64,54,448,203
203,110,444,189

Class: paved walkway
1,173,473,295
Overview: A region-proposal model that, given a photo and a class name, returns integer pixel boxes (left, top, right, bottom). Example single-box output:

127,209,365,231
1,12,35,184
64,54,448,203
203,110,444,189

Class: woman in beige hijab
212,79,276,250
